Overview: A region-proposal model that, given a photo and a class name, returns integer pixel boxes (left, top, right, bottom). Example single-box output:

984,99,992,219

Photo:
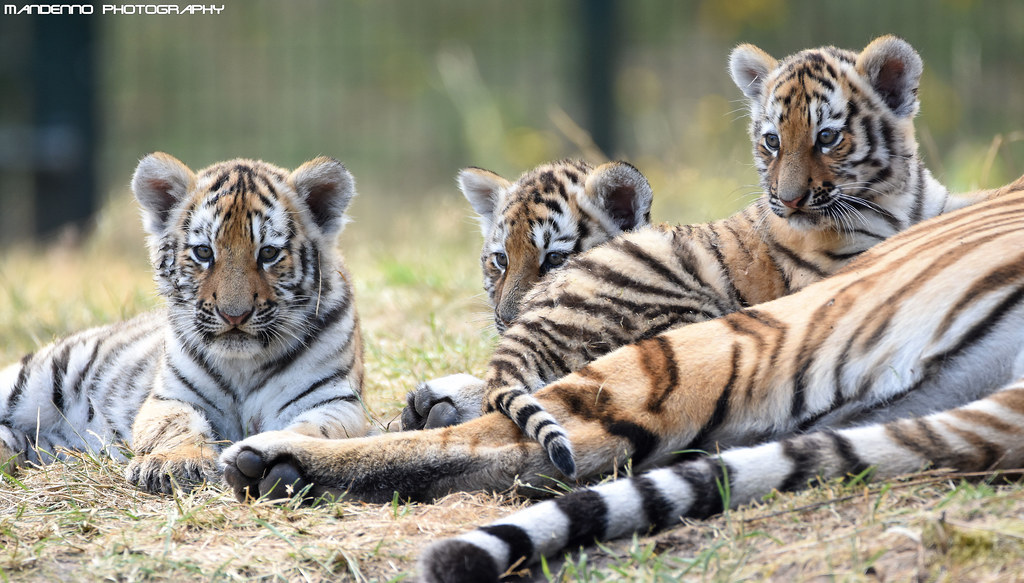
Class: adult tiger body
0,153,371,493
404,36,994,475
222,174,1024,582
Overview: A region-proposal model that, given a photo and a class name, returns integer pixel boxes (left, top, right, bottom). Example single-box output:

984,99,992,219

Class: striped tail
419,455,730,583
491,387,576,478
419,383,1024,582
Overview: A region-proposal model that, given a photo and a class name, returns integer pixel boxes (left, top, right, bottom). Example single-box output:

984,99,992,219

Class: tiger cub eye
492,252,508,270
817,128,840,147
193,245,214,262
545,251,567,268
259,245,281,263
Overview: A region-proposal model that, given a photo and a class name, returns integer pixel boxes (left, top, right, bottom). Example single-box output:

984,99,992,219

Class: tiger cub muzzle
195,243,279,340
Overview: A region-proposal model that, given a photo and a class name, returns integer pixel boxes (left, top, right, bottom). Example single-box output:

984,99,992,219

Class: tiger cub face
132,153,356,359
460,159,653,332
730,35,923,231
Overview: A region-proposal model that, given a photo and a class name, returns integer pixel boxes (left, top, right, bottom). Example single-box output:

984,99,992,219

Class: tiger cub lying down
0,153,371,493
402,159,654,429
403,35,994,475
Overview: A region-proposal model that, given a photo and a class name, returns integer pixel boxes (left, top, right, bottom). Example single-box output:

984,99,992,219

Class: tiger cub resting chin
401,159,654,430
403,35,992,443
0,153,370,493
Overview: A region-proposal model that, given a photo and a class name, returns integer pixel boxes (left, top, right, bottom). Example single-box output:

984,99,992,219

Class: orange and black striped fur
0,153,370,493
222,174,1024,583
402,36,992,471
402,160,653,429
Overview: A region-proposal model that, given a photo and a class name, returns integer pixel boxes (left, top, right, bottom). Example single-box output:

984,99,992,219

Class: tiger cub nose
781,192,809,209
217,307,253,327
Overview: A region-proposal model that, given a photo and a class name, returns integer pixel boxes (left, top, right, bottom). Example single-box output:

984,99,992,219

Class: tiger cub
402,160,653,430
0,153,370,493
405,35,982,473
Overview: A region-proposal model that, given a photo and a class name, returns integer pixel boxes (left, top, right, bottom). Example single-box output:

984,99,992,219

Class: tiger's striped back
1,153,371,492
480,36,991,478
459,160,653,332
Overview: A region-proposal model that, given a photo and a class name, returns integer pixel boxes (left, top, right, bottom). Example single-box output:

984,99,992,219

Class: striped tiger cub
402,159,653,430
0,153,371,493
221,175,1024,583
404,35,989,473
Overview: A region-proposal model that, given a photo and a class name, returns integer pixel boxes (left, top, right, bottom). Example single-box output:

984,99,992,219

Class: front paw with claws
125,452,218,494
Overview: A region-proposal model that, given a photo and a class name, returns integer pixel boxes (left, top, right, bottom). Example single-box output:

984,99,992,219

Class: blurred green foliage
2,0,1023,243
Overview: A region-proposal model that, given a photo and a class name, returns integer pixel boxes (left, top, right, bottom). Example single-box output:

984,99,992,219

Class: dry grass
0,452,526,582
2,192,1024,582
562,471,1024,582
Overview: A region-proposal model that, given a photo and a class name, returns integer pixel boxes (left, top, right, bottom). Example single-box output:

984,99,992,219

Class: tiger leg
220,323,743,503
0,356,102,471
124,395,221,493
221,411,553,504
220,374,676,505
419,381,1024,583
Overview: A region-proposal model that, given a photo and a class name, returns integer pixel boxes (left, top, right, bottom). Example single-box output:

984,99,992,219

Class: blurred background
1,0,1023,246
1,0,1024,411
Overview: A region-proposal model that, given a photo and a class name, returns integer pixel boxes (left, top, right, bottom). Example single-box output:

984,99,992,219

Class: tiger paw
125,452,218,494
220,431,346,504
401,373,487,430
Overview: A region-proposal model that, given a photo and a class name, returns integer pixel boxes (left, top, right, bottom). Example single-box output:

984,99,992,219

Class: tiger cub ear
856,35,923,118
729,43,778,101
132,152,196,236
458,167,512,237
290,157,357,237
583,161,653,232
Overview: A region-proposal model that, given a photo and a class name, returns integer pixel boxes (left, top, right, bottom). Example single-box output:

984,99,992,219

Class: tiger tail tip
547,436,577,479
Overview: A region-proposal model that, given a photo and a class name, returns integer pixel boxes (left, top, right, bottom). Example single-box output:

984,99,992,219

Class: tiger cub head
730,35,923,231
132,153,356,359
460,159,653,332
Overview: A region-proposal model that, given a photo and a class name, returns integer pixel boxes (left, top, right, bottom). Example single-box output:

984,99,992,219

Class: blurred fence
1,0,1023,244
